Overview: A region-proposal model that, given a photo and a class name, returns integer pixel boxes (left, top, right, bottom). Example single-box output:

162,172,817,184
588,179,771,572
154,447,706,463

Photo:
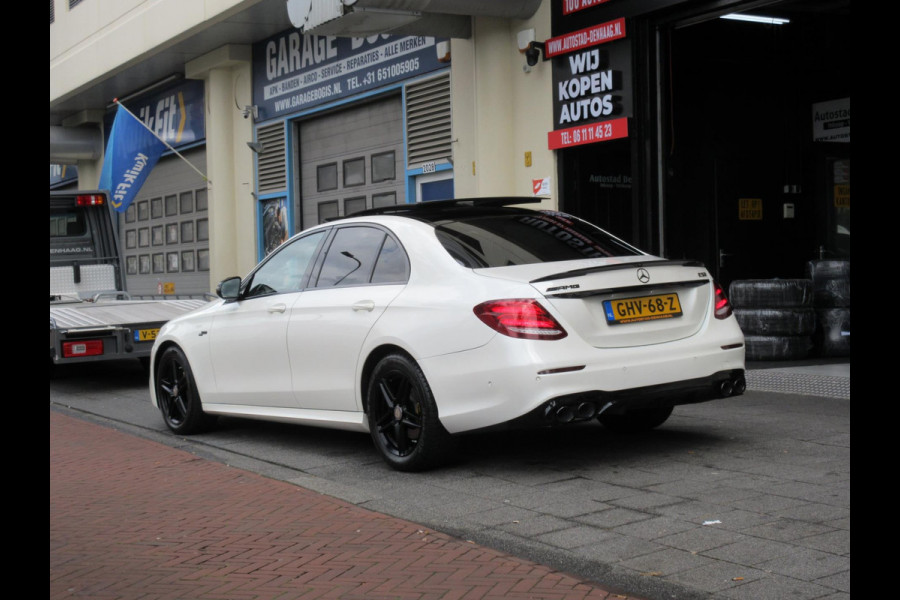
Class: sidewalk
50,409,647,600
50,359,848,600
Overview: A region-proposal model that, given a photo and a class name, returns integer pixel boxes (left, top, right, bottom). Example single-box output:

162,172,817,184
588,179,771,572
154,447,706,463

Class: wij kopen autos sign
547,18,632,150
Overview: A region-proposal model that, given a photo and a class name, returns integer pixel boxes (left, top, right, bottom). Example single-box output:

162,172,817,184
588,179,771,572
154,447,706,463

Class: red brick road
50,410,646,600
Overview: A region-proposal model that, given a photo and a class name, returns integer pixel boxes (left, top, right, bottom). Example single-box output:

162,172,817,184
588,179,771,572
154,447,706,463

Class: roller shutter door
298,95,403,229
118,147,211,298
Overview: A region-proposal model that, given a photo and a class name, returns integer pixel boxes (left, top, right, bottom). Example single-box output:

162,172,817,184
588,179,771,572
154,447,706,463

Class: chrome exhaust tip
719,380,734,397
556,405,575,423
576,402,597,419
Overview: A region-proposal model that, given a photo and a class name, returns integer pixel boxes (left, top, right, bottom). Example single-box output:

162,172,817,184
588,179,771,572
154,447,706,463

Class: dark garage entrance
664,0,850,288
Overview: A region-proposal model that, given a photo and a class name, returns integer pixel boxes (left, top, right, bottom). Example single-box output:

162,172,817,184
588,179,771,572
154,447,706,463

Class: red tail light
714,281,733,319
63,340,104,357
75,194,105,206
474,299,567,340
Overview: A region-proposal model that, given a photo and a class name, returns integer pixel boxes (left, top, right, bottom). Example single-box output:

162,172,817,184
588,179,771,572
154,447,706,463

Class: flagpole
112,98,212,185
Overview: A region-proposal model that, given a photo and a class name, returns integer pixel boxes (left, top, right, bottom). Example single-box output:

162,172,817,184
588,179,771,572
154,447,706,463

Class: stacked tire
806,260,850,357
729,279,815,361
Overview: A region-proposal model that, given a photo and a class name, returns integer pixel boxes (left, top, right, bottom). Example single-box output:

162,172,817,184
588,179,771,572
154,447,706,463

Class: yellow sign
834,185,850,208
739,198,763,220
524,151,532,167
163,282,175,294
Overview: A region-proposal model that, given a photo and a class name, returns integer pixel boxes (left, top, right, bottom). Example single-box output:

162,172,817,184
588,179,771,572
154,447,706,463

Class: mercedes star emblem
637,268,650,283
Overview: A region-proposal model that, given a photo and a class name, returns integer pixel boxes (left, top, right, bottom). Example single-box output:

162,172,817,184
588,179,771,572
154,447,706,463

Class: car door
206,230,327,407
287,225,409,412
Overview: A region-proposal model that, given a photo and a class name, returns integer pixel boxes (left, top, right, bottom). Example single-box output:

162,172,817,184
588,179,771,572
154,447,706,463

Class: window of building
372,151,396,182
343,158,365,187
317,163,338,192
165,195,178,216
318,200,339,224
180,191,193,214
372,192,396,208
345,197,366,216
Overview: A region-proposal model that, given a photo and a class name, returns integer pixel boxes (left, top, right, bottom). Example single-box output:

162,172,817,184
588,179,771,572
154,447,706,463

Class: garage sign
253,32,449,121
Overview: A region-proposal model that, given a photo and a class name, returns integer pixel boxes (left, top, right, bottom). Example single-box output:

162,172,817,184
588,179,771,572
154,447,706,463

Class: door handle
267,303,287,313
352,300,376,312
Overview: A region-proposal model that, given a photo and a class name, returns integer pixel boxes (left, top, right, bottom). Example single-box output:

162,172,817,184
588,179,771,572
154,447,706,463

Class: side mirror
216,276,242,301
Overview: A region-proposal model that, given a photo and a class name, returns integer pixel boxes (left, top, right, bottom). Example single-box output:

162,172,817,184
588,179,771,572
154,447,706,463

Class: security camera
525,42,545,67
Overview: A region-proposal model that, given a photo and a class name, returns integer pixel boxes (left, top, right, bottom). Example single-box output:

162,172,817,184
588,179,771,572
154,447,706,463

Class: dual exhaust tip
718,374,747,398
543,374,746,425
545,401,597,424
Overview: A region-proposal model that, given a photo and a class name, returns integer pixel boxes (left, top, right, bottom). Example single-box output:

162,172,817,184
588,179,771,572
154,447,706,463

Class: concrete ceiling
50,0,542,128
50,0,295,127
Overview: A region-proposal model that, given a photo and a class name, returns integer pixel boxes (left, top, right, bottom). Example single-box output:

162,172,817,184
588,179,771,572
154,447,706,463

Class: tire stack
806,260,851,357
729,279,816,361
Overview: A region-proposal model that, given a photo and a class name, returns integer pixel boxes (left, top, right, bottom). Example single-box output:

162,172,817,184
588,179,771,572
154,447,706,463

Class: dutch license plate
603,293,682,325
134,328,160,342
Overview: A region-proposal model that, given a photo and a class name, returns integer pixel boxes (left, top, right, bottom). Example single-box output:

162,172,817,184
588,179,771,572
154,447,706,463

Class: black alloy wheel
367,353,454,472
155,346,215,435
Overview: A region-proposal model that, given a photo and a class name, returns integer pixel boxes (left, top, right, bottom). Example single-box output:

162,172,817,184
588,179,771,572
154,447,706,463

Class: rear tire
744,334,812,361
728,279,813,308
366,353,454,472
598,406,673,433
154,346,216,435
733,307,816,336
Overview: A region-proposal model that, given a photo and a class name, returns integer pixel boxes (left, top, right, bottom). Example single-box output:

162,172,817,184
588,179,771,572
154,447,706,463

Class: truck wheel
155,346,216,434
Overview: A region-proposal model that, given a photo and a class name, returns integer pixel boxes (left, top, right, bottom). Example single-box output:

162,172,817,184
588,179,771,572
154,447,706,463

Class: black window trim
309,223,410,290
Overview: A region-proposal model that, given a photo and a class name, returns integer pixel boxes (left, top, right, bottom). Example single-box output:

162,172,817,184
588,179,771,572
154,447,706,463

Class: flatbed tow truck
50,190,210,367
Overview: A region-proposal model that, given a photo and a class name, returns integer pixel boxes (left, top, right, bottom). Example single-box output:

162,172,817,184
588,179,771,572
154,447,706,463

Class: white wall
449,1,556,208
50,0,253,104
186,47,258,284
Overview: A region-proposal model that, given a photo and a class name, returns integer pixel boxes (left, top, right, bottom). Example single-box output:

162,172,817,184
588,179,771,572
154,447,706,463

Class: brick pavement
50,410,648,600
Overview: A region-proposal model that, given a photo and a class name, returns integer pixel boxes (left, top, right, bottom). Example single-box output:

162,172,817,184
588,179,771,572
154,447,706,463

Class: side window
244,231,325,298
371,235,409,284
316,227,403,287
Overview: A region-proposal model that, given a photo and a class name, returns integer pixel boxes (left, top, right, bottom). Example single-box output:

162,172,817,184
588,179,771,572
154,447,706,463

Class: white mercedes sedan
150,198,745,471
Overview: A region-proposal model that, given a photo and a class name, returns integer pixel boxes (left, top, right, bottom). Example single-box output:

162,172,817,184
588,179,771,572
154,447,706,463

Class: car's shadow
454,422,728,472
50,363,735,473
197,414,730,475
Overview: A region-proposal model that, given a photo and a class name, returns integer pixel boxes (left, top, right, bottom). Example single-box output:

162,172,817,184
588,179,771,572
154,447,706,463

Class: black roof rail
338,197,545,220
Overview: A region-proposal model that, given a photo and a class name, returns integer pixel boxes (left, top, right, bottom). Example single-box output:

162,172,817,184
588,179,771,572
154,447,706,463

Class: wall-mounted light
720,13,790,25
247,141,265,154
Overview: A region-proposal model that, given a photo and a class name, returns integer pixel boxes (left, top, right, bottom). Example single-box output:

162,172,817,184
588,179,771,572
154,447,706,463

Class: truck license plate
603,293,682,325
135,328,160,342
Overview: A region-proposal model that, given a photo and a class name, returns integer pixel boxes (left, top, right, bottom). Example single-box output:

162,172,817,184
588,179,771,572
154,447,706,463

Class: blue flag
98,105,167,213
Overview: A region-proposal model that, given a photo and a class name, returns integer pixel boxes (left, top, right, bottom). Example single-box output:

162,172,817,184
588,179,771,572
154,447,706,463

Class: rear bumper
419,326,745,434
489,368,745,432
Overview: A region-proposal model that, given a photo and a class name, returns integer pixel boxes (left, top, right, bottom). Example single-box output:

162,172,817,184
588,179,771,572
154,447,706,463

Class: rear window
434,211,642,268
50,208,87,238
